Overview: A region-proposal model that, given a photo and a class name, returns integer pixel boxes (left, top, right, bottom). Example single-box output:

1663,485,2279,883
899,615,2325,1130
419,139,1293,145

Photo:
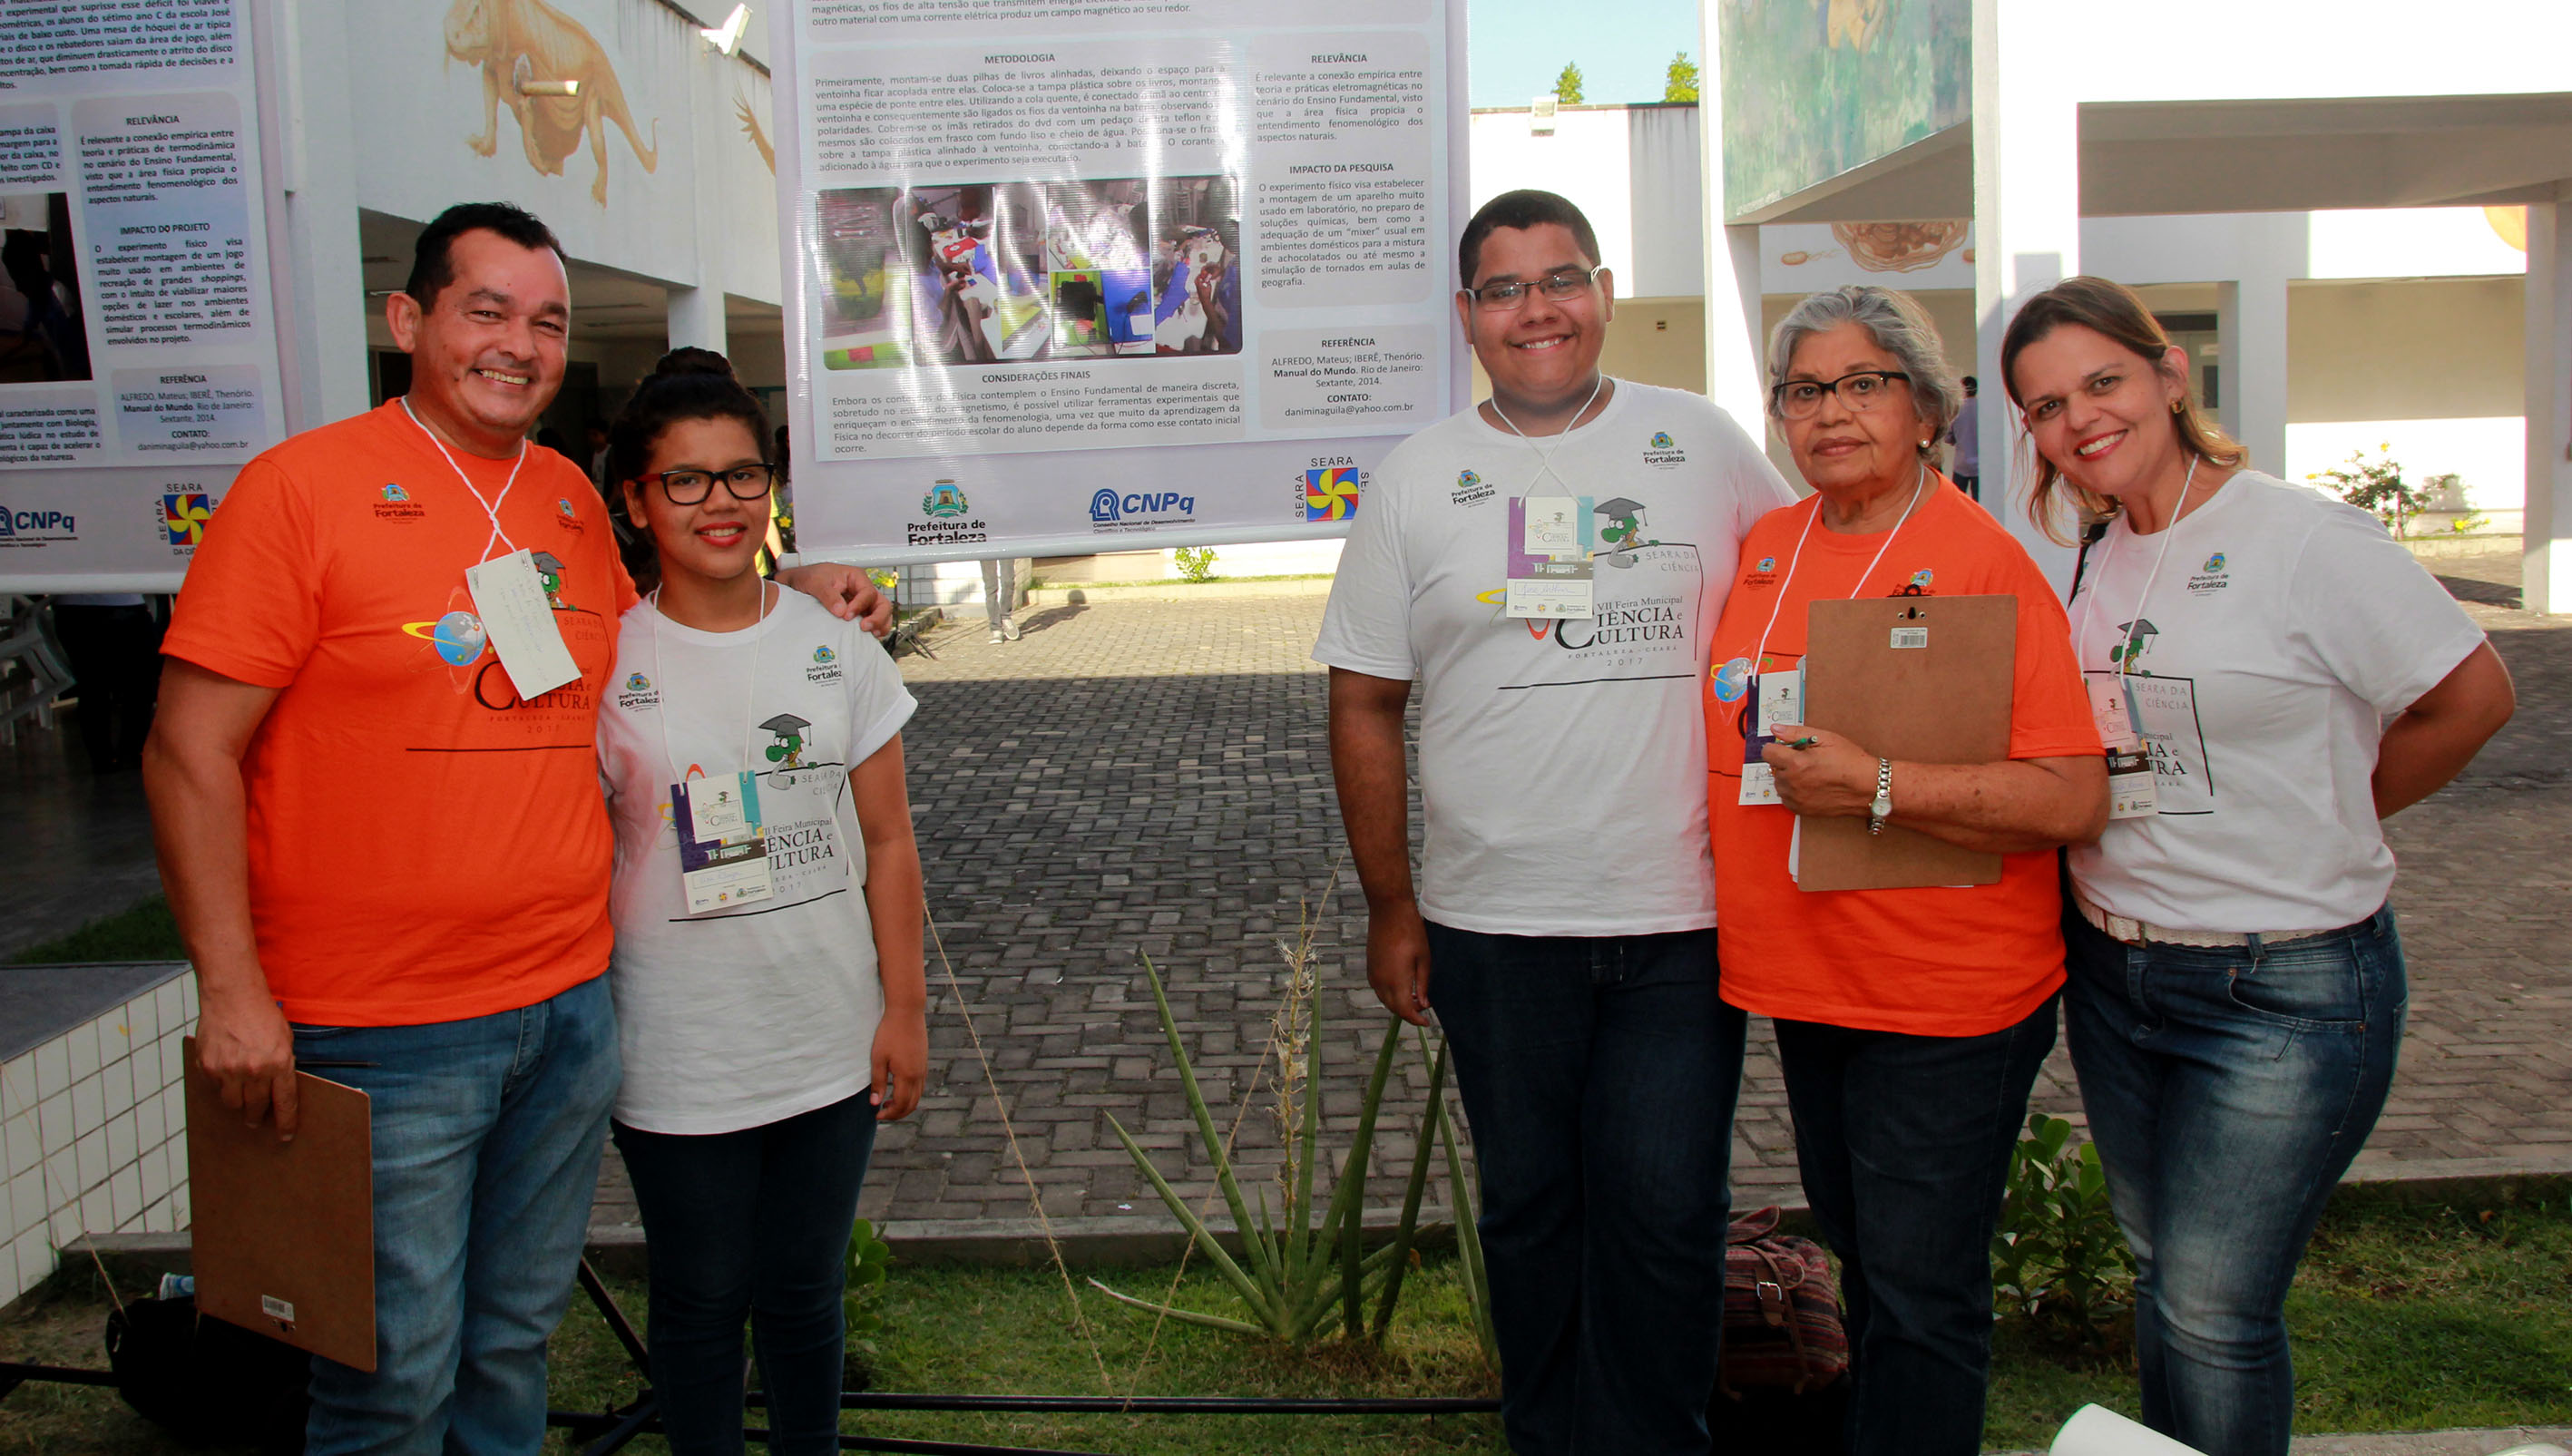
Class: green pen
1782,736,1820,749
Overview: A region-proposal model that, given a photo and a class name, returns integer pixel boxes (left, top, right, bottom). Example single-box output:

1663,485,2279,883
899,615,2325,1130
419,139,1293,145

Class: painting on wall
1717,0,1969,220
442,0,660,206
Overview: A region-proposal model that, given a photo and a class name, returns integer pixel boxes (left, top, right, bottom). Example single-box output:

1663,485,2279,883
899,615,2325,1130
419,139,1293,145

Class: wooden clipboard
184,1038,377,1371
1796,593,2015,892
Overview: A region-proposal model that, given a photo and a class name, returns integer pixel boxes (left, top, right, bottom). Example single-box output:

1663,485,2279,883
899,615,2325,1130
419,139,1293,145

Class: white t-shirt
598,589,917,1134
1314,381,1795,936
2064,470,2485,933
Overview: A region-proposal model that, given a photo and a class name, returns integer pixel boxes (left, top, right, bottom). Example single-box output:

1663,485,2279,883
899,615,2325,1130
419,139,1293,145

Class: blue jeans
291,973,620,1456
1774,995,2059,1456
611,1092,878,1456
2064,904,2406,1456
1423,923,1743,1456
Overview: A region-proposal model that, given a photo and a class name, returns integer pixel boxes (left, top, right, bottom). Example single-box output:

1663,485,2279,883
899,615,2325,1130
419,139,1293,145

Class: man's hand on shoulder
776,562,895,638
197,986,300,1138
1366,902,1435,1027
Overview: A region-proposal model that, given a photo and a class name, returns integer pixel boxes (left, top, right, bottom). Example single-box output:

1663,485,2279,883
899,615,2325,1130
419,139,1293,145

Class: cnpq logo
1090,489,1197,526
0,508,78,545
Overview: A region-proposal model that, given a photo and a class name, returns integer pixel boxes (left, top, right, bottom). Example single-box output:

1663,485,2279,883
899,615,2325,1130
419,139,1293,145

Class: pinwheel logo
161,493,214,547
1304,466,1359,523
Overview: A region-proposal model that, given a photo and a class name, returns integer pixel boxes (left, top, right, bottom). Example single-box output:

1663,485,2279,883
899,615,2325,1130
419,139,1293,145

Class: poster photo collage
813,176,1242,371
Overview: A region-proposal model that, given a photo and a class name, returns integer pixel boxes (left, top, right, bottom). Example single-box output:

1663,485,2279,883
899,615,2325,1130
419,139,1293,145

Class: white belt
2072,893,2331,951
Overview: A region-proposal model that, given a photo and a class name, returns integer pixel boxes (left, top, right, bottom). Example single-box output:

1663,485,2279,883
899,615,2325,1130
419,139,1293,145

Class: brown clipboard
184,1037,377,1371
1796,593,2016,892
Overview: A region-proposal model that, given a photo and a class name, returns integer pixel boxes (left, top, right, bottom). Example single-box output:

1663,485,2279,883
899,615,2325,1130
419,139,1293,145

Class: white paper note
465,551,581,700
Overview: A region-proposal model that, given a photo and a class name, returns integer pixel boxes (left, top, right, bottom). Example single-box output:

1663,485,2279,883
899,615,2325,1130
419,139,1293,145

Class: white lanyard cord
1750,459,1929,671
401,396,528,562
2073,454,2196,680
1487,372,1608,499
647,585,770,790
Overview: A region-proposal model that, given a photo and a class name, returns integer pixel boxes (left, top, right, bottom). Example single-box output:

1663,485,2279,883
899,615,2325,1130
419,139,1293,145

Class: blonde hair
2000,276,2246,544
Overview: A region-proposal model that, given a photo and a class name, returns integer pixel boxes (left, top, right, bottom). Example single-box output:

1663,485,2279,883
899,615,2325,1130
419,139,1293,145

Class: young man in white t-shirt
1316,191,1795,1455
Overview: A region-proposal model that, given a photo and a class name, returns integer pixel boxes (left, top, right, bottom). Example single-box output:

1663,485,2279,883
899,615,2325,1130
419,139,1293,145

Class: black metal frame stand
0,1257,1500,1456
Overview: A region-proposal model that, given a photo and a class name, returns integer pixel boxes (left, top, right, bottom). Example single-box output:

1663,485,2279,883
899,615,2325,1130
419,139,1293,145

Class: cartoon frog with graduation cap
762,712,811,769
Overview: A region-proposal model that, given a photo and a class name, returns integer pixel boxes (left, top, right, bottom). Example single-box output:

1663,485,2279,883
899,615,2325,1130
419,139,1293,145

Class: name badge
1737,668,1802,806
465,550,581,700
1506,493,1594,620
2086,677,2158,820
673,773,774,914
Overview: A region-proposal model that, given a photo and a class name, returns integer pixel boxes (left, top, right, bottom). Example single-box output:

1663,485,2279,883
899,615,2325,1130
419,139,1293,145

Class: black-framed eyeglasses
1461,267,1599,312
641,464,775,504
1771,370,1912,420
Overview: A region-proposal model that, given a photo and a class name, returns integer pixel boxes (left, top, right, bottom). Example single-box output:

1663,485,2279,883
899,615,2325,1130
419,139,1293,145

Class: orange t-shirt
162,402,638,1025
1705,478,2101,1036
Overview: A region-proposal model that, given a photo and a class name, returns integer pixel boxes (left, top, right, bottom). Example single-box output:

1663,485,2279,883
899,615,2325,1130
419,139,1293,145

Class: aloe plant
1091,955,1425,1344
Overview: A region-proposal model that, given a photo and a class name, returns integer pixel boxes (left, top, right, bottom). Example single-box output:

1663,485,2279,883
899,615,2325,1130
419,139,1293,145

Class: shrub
1991,1114,2134,1344
1173,546,1218,583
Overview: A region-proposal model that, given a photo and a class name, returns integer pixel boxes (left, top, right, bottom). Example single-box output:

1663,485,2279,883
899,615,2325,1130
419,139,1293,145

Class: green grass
5,1185,2567,1453
6,895,185,965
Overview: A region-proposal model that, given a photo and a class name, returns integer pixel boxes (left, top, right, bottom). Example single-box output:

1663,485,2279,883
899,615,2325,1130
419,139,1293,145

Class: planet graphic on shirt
1711,657,1752,702
401,611,490,666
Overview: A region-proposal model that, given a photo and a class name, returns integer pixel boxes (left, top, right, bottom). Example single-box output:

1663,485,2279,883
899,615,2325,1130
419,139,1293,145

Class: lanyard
401,396,527,563
2072,454,2196,679
1749,460,1929,670
1486,373,1608,498
646,585,770,788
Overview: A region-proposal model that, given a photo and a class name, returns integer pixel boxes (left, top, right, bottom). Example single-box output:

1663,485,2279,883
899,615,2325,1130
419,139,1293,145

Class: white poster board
0,0,293,591
771,0,1470,564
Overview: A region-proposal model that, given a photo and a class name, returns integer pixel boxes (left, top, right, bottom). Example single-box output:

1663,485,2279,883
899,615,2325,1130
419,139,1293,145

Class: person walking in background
585,419,613,491
48,592,164,773
2006,276,2515,1456
1707,285,2106,1456
1320,189,1795,1456
1948,375,1980,500
598,349,925,1456
981,558,1020,642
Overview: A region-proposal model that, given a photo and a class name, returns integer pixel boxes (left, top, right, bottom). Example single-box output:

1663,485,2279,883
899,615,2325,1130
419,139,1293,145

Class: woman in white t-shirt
596,349,926,1456
2002,278,2515,1456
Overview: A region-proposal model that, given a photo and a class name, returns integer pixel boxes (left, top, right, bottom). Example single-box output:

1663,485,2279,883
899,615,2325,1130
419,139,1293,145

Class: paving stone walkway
597,551,2572,1235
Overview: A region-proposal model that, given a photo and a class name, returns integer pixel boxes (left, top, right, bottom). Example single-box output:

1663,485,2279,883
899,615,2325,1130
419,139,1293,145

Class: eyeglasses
641,464,775,504
1771,370,1912,421
1461,267,1599,312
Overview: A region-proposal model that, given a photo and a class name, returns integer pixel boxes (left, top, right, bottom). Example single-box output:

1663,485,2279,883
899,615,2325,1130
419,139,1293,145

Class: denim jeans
1423,923,1743,1456
611,1092,878,1456
2063,904,2406,1456
292,973,620,1456
1774,994,2059,1456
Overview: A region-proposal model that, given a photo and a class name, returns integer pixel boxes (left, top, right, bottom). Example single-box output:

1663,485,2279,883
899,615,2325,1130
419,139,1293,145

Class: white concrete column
2526,200,2572,615
274,0,369,428
1696,6,1766,430
1971,0,2080,588
1705,225,1766,427
666,285,728,356
2215,245,2290,475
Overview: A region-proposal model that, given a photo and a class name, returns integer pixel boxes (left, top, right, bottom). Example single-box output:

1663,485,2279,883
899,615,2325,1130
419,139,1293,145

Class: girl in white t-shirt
2003,278,2514,1456
596,348,926,1456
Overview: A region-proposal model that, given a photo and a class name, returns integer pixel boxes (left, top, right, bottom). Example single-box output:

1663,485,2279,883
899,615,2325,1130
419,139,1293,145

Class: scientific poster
0,0,291,590
771,0,1469,563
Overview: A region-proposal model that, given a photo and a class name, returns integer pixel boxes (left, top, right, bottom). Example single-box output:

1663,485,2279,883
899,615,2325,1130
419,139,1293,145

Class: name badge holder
1487,376,1604,621
406,401,579,699
1507,493,1595,620
650,586,778,914
2069,457,2195,822
1730,464,1928,809
673,771,774,913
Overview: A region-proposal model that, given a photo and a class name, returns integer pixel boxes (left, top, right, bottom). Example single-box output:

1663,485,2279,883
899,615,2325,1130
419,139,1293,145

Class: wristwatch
1868,758,1893,835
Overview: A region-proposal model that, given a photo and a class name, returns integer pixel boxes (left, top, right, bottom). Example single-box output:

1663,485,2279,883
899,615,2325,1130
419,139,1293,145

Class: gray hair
1765,286,1962,452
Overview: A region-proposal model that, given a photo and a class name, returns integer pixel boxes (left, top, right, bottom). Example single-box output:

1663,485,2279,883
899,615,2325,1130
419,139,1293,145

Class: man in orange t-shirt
143,203,884,1455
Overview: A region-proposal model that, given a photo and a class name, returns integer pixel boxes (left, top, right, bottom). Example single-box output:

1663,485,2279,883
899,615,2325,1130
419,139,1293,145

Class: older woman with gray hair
1702,285,2107,1455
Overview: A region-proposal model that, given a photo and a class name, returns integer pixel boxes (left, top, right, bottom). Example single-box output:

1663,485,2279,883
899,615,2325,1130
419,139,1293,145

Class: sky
1466,0,1704,110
